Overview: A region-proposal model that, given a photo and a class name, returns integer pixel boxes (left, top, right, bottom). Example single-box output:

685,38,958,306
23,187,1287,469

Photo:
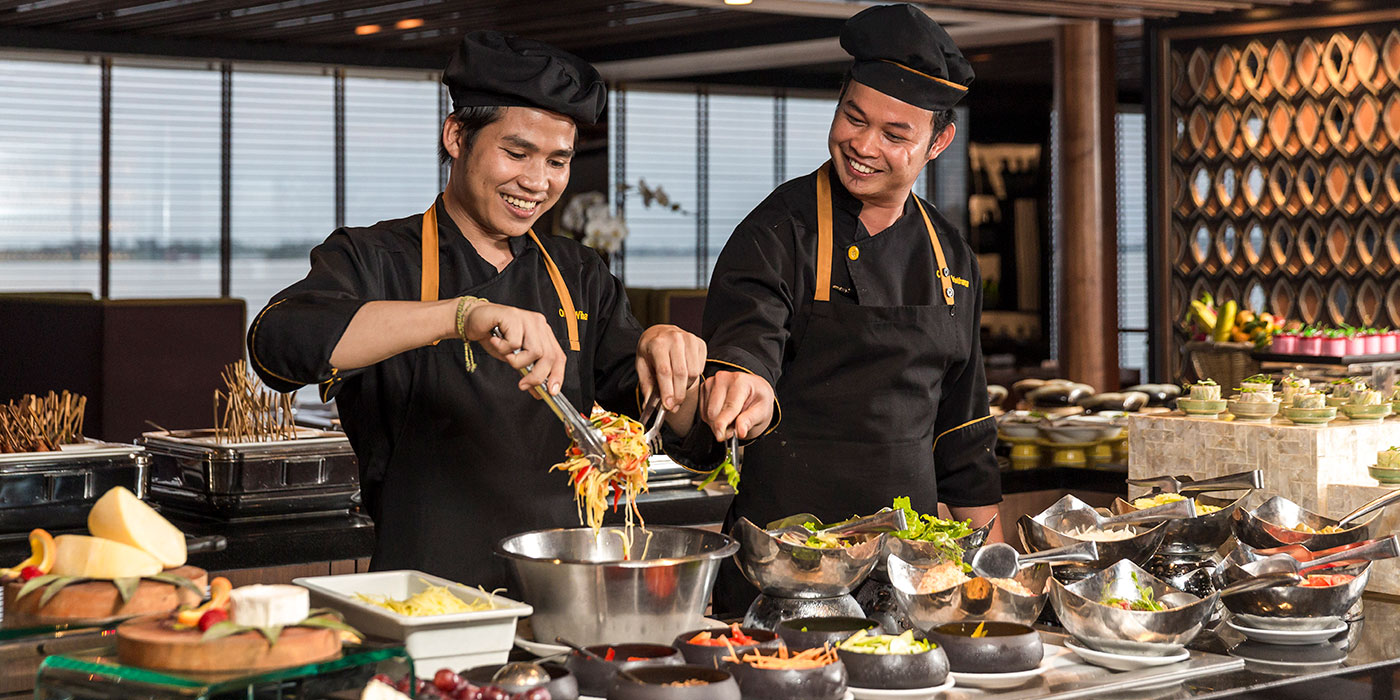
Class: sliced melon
88,486,187,568
51,535,163,579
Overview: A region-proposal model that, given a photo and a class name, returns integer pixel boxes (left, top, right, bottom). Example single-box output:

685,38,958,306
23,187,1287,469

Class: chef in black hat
248,31,706,589
690,4,1003,615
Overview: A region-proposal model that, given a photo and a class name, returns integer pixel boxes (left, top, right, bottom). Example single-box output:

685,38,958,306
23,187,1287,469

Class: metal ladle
1158,571,1302,609
969,539,1100,579
490,662,551,692
555,636,645,684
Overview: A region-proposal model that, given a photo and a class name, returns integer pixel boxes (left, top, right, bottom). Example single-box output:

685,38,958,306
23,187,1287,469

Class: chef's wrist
452,295,491,342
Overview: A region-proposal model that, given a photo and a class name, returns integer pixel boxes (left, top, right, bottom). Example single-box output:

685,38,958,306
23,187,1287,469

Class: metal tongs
1126,469,1262,495
1051,496,1196,532
490,327,608,468
1241,535,1400,577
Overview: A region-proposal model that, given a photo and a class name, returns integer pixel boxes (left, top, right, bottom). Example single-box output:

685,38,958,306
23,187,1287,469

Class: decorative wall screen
1159,17,1400,375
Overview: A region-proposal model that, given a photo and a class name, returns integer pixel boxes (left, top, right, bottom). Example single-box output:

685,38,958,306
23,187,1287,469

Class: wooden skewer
213,360,298,444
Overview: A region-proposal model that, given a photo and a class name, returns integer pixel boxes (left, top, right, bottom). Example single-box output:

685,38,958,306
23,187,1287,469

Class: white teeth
502,194,539,210
850,161,875,174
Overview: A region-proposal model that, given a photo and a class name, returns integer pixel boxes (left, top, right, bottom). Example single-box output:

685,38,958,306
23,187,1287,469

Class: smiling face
444,106,576,241
828,80,954,209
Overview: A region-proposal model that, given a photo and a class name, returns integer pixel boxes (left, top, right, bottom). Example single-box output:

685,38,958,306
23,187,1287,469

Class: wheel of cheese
1,566,206,628
116,616,341,672
88,486,188,568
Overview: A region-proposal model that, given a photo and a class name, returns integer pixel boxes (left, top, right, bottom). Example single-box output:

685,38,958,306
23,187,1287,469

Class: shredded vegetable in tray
550,408,651,535
726,645,839,669
353,579,500,616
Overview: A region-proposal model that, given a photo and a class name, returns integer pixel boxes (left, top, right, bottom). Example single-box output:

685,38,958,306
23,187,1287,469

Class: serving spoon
969,540,1099,579
490,662,551,692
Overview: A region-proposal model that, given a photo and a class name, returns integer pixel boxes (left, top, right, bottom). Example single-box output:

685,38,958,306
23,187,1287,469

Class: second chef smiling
695,4,1005,614
246,32,706,591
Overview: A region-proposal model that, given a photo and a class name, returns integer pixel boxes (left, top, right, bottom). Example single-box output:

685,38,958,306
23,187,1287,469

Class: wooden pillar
1056,21,1119,391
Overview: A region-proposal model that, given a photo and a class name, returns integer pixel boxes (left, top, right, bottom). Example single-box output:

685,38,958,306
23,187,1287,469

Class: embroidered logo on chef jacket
936,270,971,288
560,308,589,321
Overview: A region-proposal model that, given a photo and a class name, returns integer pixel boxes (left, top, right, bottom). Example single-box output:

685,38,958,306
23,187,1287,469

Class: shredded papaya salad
550,408,651,537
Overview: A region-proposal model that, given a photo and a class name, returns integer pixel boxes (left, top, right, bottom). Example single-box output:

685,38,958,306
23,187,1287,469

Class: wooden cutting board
116,616,341,672
1,566,206,627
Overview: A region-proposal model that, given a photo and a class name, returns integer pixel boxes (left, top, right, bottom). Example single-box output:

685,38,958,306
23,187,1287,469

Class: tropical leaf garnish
17,571,205,607
196,614,360,647
298,615,359,635
112,577,141,603
16,574,61,600
40,577,87,607
146,572,203,597
200,621,249,643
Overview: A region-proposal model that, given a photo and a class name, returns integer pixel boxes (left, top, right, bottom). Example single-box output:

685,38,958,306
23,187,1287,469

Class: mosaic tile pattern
1326,483,1400,595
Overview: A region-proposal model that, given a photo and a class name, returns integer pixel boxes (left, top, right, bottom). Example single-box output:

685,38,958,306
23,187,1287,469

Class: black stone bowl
605,665,741,700
836,641,949,690
926,621,1043,674
564,643,685,697
462,662,580,700
776,616,879,651
723,657,848,700
672,627,783,668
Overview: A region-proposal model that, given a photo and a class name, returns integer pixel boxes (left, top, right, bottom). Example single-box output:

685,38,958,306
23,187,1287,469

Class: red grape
433,670,461,693
521,689,551,700
453,685,481,700
478,687,509,700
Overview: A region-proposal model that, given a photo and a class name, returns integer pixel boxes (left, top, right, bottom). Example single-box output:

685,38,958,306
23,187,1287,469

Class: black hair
836,71,956,150
438,105,506,164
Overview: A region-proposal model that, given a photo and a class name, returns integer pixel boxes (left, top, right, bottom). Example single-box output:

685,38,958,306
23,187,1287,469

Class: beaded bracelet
454,295,488,372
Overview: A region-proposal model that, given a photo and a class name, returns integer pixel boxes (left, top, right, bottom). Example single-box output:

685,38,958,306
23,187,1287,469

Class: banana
1213,300,1238,342
1190,300,1218,334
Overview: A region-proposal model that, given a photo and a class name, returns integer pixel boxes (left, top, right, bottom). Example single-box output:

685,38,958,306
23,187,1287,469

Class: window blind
706,93,774,283
344,75,439,228
1116,110,1148,372
0,58,101,294
109,63,221,298
615,90,699,288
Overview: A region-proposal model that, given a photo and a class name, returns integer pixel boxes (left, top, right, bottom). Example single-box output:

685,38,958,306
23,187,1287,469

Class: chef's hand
463,302,567,395
636,324,706,413
702,371,774,442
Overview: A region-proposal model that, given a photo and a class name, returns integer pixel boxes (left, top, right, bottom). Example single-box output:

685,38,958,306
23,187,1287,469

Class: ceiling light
355,24,382,35
395,18,424,30
724,0,753,5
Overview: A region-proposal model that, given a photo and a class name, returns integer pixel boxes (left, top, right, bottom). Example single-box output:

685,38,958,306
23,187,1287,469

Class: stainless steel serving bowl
495,526,738,646
1232,495,1379,551
1019,495,1167,577
732,517,884,598
1050,559,1218,656
887,552,1050,629
1216,544,1371,630
1112,492,1250,556
868,517,997,584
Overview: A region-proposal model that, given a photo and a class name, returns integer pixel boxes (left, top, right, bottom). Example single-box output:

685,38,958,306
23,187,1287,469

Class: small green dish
1178,398,1227,417
1227,399,1281,422
1280,406,1338,425
1368,465,1400,485
1326,396,1349,408
1342,404,1393,422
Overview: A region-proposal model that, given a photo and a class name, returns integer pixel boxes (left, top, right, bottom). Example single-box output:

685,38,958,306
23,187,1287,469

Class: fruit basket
1182,341,1259,395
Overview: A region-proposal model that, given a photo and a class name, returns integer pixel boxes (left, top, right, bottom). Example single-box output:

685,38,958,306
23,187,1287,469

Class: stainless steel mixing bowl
1231,495,1379,551
495,526,738,646
1019,495,1166,577
1113,491,1250,556
887,552,1050,628
731,517,884,598
1216,544,1371,630
1049,559,1217,656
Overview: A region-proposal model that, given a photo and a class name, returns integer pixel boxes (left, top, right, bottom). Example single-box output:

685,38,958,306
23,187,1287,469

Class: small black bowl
462,662,580,700
605,664,741,700
672,627,782,668
776,616,879,651
836,642,949,690
927,621,1043,674
723,657,847,700
564,643,685,696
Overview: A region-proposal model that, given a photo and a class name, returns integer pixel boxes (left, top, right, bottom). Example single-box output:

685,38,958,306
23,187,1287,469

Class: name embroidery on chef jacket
560,308,589,321
936,270,971,288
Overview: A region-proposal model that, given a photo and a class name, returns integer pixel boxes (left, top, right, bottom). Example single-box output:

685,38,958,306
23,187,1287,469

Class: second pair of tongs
1127,469,1262,495
490,327,608,468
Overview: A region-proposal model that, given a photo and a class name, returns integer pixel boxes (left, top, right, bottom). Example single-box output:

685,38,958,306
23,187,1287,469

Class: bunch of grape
369,670,551,700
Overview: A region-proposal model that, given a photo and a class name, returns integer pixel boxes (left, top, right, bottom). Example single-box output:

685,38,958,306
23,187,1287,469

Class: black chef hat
442,30,607,125
840,4,974,111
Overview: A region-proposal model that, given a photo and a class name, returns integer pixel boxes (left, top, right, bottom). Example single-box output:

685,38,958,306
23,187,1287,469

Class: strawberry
197,608,230,631
19,566,43,581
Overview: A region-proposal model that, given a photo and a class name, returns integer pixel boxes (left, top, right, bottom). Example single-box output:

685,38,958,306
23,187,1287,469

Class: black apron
366,204,584,592
713,165,965,616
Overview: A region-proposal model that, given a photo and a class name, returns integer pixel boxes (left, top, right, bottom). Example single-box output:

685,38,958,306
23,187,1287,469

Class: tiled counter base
1128,412,1400,593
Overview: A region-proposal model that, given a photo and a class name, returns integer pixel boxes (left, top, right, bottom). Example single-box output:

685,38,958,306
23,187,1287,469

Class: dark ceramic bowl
605,665,741,700
926,621,1043,674
836,641,949,690
672,627,782,668
564,643,685,696
723,657,848,700
462,663,580,700
776,616,879,651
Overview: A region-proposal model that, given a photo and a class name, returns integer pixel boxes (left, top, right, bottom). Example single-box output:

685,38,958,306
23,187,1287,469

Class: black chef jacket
247,196,644,591
703,164,1002,523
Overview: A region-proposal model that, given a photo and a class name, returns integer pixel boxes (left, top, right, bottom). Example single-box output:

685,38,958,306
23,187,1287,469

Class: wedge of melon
51,535,163,579
88,486,187,568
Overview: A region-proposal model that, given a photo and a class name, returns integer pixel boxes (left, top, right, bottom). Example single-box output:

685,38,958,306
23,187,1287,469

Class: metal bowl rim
494,525,740,567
